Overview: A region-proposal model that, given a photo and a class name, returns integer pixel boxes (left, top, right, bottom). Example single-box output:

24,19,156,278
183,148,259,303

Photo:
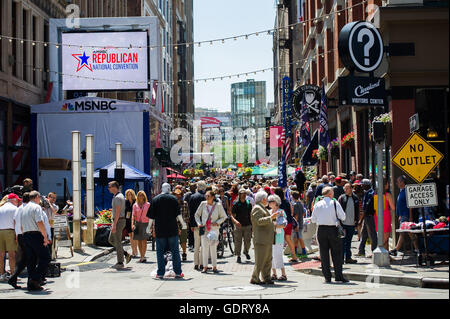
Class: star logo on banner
72,51,93,72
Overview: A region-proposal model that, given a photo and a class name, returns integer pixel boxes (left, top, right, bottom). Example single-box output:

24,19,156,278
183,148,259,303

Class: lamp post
72,131,82,250
85,134,94,245
372,121,390,266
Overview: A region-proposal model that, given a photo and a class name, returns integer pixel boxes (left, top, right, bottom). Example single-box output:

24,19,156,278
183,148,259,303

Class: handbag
199,203,215,236
333,200,346,239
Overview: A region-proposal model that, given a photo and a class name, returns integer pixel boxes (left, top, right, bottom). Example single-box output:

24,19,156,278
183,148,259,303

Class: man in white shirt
8,192,30,289
312,187,349,283
0,193,19,281
21,191,50,291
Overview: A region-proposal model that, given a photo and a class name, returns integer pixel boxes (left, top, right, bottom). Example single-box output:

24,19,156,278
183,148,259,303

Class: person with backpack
231,189,253,263
355,179,378,257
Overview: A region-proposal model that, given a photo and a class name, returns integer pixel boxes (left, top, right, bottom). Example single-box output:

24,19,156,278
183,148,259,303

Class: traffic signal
154,148,170,166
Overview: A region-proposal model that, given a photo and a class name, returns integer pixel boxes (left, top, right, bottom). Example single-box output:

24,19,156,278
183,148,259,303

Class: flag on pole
319,85,329,148
299,94,311,146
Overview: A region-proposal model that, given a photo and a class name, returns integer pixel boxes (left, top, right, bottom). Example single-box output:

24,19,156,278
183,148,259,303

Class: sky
193,0,276,112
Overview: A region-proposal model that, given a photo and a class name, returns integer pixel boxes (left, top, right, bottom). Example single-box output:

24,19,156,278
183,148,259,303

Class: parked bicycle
217,216,235,258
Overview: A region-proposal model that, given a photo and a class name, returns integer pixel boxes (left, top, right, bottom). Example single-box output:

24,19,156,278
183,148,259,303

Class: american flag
281,125,291,163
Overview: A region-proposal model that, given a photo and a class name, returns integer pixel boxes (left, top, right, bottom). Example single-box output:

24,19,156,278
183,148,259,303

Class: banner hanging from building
319,85,329,148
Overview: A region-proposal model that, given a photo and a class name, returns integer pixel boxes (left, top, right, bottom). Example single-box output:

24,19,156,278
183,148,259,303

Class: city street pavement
1,239,448,299
294,237,449,289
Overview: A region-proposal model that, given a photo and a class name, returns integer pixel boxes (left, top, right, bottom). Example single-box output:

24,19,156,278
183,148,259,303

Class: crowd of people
0,168,429,289
0,178,67,291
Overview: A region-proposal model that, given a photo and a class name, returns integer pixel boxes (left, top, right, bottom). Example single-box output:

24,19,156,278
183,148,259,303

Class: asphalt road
1,243,448,300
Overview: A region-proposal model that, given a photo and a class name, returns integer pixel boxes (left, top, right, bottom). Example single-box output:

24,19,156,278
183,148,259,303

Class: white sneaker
0,274,7,282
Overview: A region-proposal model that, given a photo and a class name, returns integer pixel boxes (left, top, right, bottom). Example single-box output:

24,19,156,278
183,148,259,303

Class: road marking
62,261,97,269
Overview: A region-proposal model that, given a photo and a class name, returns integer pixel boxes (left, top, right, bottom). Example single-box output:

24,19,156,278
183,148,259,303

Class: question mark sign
357,29,375,66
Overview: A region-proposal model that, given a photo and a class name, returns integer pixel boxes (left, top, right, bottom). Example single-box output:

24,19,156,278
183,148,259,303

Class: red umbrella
167,173,186,179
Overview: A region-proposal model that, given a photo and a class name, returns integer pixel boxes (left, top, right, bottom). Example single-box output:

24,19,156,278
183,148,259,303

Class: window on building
44,22,49,89
0,107,5,192
0,1,3,72
32,15,37,86
23,8,28,81
12,2,17,77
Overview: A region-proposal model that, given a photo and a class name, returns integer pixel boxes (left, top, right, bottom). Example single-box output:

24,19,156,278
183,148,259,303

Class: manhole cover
216,285,265,292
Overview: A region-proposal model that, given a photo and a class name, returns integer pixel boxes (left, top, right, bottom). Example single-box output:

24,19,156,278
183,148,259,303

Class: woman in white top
195,190,227,274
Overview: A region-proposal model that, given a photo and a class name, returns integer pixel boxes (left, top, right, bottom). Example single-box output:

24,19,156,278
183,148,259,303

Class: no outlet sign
405,183,438,208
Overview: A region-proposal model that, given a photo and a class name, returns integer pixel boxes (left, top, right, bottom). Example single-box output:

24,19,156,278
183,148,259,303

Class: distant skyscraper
231,79,268,129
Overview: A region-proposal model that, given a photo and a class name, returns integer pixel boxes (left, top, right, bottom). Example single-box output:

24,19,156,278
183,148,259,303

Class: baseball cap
362,179,371,186
239,189,247,195
335,176,342,183
353,180,361,185
264,186,271,192
8,193,20,200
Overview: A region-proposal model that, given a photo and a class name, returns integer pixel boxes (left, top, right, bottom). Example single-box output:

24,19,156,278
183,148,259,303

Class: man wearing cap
0,193,19,281
147,183,186,279
332,177,345,200
232,189,253,263
349,171,357,184
356,179,378,257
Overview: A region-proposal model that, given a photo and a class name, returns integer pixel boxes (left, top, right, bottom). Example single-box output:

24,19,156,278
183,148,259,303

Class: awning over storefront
301,130,319,166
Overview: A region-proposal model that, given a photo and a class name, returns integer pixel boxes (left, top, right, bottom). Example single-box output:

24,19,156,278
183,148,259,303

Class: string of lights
13,47,337,86
0,0,368,50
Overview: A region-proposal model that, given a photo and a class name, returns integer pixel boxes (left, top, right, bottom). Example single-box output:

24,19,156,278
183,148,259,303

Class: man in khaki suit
250,191,277,285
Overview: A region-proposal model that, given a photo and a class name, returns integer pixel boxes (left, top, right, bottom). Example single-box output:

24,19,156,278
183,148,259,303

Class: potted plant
243,167,253,178
95,209,113,227
317,145,328,161
373,112,392,146
328,138,340,158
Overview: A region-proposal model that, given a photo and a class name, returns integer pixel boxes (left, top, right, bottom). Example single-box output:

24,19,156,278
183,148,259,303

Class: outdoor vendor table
395,228,449,266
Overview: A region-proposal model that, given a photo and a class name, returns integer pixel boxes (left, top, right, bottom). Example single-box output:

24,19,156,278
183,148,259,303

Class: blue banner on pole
279,77,290,189
319,85,329,148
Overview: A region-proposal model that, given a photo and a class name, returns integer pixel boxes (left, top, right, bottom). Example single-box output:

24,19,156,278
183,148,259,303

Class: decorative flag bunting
319,84,329,148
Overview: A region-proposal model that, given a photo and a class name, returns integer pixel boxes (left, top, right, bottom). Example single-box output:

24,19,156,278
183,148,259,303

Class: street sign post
391,133,443,184
409,113,419,133
393,133,444,267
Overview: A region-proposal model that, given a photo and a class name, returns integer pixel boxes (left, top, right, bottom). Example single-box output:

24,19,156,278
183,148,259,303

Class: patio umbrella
167,173,186,179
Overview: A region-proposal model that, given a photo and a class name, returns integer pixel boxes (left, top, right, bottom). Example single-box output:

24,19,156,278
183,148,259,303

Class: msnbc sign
62,31,148,91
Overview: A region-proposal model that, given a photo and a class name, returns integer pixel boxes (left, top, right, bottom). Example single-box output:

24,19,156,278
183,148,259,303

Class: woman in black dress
125,189,138,258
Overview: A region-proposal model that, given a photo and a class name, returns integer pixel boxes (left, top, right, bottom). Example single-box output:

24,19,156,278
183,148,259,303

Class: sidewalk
55,240,129,269
292,237,449,289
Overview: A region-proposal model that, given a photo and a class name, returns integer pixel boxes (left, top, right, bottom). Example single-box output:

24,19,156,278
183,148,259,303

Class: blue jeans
156,236,182,277
341,225,355,261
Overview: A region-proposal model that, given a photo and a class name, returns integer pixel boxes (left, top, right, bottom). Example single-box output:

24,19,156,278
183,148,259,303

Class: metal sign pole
421,206,430,266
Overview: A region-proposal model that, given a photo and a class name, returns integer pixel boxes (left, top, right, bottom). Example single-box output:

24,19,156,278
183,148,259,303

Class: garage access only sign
405,183,438,208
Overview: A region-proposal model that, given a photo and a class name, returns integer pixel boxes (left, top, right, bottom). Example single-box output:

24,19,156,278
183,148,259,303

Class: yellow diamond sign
392,133,443,184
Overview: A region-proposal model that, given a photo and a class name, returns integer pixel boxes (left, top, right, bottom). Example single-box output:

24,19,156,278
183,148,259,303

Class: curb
295,267,448,288
83,240,130,263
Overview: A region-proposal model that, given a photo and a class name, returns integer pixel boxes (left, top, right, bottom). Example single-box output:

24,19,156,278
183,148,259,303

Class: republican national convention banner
62,31,148,91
